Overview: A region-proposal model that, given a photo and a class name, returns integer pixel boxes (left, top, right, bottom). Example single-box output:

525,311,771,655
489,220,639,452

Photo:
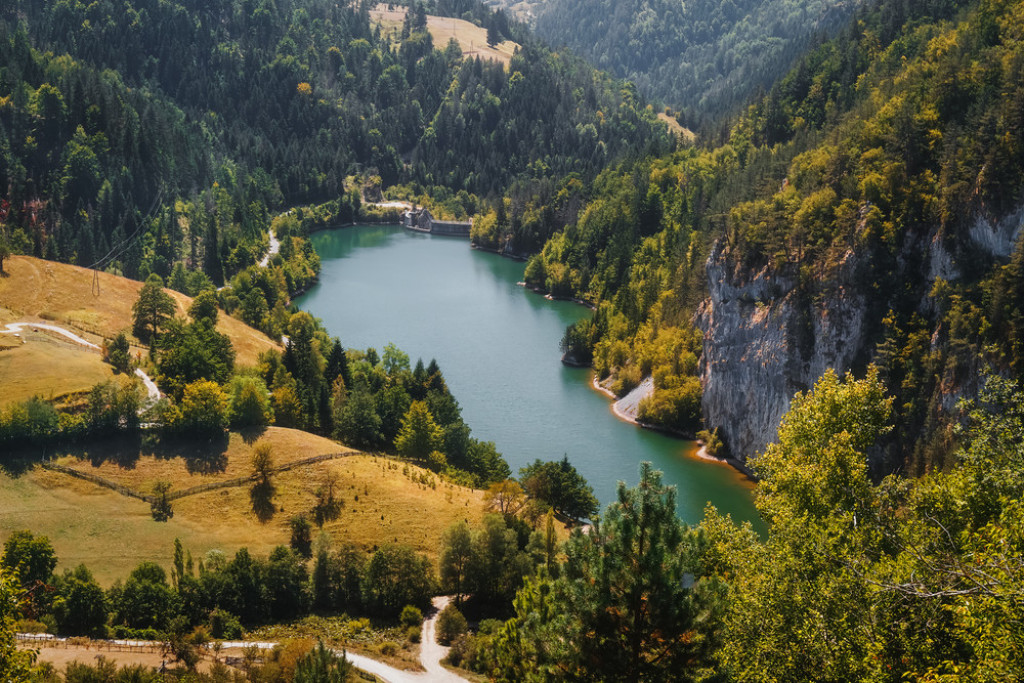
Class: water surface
296,225,762,528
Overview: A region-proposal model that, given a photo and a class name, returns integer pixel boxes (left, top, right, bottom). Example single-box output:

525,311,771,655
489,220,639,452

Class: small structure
402,208,472,237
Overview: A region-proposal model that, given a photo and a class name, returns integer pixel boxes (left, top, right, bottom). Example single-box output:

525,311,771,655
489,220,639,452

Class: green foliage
519,456,598,520
439,521,473,603
492,463,721,681
400,605,423,628
293,641,352,683
436,603,468,645
395,400,442,461
103,332,134,374
109,562,175,631
1,530,57,591
150,480,174,522
361,544,435,617
132,274,176,345
166,379,229,437
157,318,236,402
52,565,107,637
228,375,274,428
0,566,35,682
289,515,314,559
187,291,219,325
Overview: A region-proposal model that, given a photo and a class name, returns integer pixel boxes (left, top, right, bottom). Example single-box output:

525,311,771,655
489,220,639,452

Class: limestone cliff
696,243,868,466
697,205,1024,468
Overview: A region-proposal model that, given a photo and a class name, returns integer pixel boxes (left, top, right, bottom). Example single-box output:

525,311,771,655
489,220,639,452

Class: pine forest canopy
0,0,669,280
534,0,864,125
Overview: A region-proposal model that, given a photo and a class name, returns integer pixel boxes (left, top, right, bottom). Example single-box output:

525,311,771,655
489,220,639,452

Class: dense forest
508,0,1024,476
4,0,1024,679
534,0,862,126
0,0,669,279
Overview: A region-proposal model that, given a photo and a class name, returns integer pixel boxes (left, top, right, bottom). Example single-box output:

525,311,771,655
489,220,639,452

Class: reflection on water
297,225,763,530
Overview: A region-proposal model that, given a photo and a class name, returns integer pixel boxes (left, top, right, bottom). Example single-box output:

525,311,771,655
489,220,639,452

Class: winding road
1,321,161,409
18,596,468,682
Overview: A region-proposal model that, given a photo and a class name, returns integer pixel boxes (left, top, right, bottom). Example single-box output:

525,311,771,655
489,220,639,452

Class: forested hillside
0,0,668,281
534,0,862,124
515,0,1024,475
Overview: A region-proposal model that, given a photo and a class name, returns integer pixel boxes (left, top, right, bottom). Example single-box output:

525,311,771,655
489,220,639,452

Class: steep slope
0,255,280,365
534,0,861,122
522,0,1024,472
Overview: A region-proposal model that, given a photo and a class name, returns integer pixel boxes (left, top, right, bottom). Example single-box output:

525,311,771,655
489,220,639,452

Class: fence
43,451,358,504
16,634,163,654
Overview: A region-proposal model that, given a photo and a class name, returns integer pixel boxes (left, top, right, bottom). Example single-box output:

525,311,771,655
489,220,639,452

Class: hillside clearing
370,4,519,67
0,255,280,367
0,327,123,407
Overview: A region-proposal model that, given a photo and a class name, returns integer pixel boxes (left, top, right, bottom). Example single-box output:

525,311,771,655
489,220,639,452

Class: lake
295,225,762,528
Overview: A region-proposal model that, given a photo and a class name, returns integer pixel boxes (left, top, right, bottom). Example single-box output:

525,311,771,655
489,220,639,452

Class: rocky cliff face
697,206,1024,468
696,244,869,466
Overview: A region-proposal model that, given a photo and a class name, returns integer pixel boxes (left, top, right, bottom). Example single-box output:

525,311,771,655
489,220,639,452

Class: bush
696,428,724,458
406,626,421,643
400,605,423,628
379,641,400,656
209,609,243,640
436,604,467,645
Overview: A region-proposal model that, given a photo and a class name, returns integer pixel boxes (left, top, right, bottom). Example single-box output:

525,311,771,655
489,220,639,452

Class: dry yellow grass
657,113,697,143
370,4,519,67
56,427,354,493
0,255,280,367
0,330,122,407
0,427,487,585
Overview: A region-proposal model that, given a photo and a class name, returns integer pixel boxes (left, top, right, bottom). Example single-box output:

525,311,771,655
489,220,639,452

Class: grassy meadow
0,427,488,585
369,3,519,67
0,255,281,367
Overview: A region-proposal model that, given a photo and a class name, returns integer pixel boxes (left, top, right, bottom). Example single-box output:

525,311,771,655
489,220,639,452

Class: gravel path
258,229,280,268
1,321,161,408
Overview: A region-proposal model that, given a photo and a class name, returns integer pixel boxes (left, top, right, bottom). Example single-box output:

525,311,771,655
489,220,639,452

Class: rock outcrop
696,242,870,466
697,203,1024,468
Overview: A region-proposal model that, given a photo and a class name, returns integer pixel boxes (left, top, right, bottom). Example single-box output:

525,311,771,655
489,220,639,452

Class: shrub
406,626,421,643
399,605,423,628
436,604,467,645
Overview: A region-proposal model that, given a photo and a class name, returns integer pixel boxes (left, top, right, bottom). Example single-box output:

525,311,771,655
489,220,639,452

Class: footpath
18,596,468,683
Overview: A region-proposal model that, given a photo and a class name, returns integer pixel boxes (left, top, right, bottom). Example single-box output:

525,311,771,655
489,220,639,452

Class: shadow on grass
144,431,230,474
238,425,268,446
249,479,277,523
0,433,144,476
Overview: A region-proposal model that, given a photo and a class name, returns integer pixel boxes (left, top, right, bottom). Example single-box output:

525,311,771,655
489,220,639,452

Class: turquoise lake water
295,225,762,528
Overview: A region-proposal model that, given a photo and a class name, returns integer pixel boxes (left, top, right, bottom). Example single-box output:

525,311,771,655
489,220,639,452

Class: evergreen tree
131,273,175,345
395,400,442,460
494,463,721,682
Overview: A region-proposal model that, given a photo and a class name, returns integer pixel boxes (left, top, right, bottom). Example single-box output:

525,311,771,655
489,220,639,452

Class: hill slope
519,0,1024,473
533,0,861,122
0,427,486,585
0,255,280,366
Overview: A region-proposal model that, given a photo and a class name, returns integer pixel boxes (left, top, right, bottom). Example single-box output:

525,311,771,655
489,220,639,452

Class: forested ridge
512,0,1024,476
534,0,863,126
0,0,668,280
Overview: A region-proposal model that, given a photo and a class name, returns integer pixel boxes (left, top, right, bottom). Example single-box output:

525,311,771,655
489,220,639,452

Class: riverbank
589,372,757,482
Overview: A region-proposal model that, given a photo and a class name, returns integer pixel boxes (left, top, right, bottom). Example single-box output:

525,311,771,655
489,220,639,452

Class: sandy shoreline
589,373,748,473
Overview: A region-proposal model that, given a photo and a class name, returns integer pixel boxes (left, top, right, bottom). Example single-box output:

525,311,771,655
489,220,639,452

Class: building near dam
403,208,472,237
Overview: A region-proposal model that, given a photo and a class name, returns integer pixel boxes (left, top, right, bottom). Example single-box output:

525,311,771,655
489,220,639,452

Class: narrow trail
225,596,467,683
21,596,469,683
258,229,280,268
0,321,161,409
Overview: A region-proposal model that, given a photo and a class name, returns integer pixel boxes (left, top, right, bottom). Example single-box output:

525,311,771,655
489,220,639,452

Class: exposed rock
697,242,868,465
